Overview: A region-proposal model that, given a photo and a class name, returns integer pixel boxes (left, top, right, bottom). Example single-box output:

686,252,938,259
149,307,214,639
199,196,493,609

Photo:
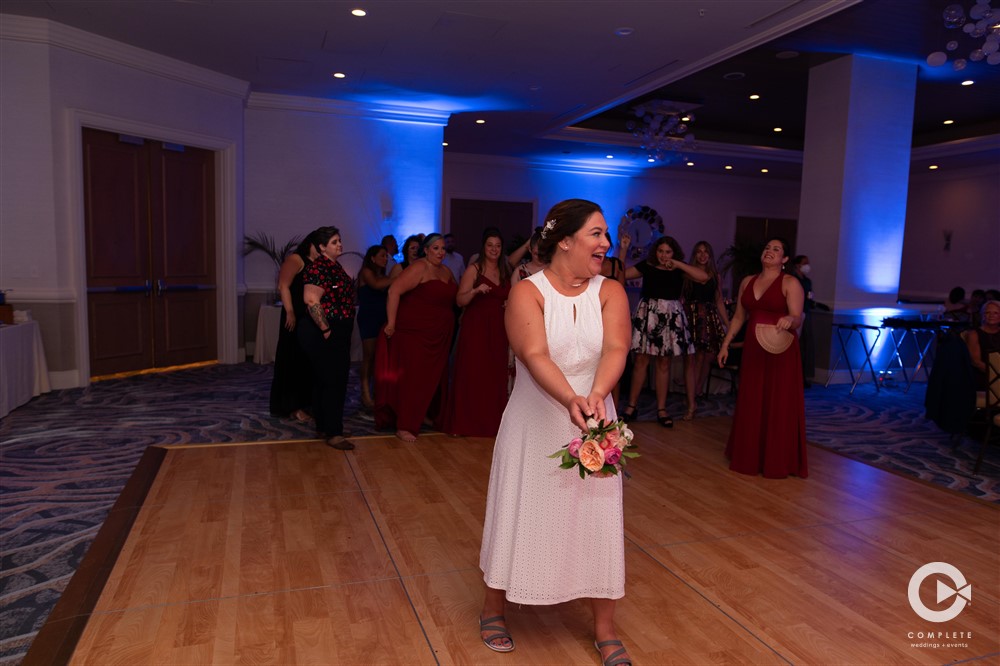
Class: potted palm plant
243,231,301,303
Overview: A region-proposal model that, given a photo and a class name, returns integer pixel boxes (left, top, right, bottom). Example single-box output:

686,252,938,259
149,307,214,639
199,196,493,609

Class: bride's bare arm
587,279,630,419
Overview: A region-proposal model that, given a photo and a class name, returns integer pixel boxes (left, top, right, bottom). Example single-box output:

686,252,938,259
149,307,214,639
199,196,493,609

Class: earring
561,244,569,251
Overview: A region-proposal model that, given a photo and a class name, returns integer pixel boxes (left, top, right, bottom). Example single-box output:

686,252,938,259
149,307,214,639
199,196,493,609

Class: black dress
269,257,314,417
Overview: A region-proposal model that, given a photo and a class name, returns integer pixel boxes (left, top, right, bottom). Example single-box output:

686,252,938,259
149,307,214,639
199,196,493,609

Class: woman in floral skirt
619,235,707,427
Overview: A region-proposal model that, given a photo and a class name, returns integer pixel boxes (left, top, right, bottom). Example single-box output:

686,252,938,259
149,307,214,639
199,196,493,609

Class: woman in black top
682,241,729,419
619,235,708,427
300,226,357,450
269,232,319,420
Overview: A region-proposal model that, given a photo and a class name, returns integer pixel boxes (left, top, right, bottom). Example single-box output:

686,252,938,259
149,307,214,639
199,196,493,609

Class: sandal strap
480,615,512,642
596,641,631,666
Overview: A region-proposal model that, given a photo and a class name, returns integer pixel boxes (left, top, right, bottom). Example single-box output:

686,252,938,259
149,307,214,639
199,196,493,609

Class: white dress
480,271,625,605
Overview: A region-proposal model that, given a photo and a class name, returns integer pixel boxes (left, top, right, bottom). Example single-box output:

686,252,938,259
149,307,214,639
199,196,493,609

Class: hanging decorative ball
970,48,986,61
926,51,948,66
952,57,968,70
943,3,967,28
947,40,959,50
987,51,1000,65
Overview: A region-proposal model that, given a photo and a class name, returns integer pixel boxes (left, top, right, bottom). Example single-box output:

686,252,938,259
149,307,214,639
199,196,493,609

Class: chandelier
626,100,698,161
926,2,1000,69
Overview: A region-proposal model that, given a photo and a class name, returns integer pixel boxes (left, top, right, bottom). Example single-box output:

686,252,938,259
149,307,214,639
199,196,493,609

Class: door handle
156,280,216,296
87,280,152,295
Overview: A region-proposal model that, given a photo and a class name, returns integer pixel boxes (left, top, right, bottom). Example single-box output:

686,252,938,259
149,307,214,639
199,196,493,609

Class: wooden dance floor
28,418,999,665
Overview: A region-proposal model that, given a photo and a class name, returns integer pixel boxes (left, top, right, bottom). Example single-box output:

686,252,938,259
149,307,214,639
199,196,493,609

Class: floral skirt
685,300,727,353
630,298,692,356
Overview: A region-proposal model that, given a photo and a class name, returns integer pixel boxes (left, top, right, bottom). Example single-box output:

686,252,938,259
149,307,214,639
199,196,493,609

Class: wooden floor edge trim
160,433,411,449
22,446,168,666
808,441,999,507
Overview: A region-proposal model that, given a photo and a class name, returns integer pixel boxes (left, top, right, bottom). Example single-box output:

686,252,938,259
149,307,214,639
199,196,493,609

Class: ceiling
3,0,998,179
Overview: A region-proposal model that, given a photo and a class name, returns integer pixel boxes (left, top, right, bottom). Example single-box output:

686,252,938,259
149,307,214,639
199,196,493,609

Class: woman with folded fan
717,237,807,478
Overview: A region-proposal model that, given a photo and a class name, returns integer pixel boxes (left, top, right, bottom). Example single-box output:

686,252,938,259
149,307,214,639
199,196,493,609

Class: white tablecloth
253,303,363,364
253,304,283,364
0,321,51,418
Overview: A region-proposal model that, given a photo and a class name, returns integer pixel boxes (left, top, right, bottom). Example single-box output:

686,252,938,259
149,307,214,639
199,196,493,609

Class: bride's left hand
567,395,593,430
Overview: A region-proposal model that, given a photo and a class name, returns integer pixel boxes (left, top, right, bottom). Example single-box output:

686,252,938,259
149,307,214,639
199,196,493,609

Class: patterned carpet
0,362,996,664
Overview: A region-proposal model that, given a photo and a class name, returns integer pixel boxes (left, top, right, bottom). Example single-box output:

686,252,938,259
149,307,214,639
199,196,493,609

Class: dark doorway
83,127,216,377
449,199,535,262
726,216,798,298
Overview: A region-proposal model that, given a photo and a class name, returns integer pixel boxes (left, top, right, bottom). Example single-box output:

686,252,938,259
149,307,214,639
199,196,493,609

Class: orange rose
578,439,605,472
603,429,620,449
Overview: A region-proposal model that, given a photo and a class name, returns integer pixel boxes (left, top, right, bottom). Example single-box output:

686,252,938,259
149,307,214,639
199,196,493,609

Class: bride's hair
536,199,603,263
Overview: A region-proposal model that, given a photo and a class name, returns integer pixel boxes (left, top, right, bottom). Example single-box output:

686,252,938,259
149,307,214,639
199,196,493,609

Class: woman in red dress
376,233,458,441
444,228,513,437
717,237,808,478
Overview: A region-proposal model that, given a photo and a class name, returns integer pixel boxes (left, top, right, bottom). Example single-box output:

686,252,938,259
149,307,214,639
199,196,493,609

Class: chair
708,341,742,394
973,351,1000,474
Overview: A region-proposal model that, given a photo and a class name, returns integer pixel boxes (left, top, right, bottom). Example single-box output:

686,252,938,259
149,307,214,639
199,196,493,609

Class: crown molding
0,15,249,100
911,134,1000,160
247,92,450,125
444,151,642,176
548,126,805,164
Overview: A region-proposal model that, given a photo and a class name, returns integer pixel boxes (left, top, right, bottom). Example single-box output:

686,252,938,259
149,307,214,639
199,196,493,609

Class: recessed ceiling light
724,165,733,170
773,127,782,132
475,119,486,124
723,72,745,81
680,115,690,122
332,72,346,79
351,8,366,17
943,119,954,125
749,94,760,100
775,50,800,60
528,84,542,92
961,80,974,86
606,155,614,159
929,165,939,170
686,161,695,167
442,142,448,147
761,168,769,173
647,157,655,163
614,27,634,37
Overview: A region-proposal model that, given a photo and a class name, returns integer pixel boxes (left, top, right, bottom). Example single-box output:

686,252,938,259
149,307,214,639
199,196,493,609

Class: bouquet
548,418,639,479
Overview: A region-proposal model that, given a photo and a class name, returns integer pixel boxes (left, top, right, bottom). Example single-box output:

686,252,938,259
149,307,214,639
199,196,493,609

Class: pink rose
604,429,620,449
568,438,583,458
604,446,622,466
578,439,605,472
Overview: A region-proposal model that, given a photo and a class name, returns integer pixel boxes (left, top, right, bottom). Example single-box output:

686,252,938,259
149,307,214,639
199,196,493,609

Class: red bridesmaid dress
374,279,457,434
443,272,511,437
725,274,809,478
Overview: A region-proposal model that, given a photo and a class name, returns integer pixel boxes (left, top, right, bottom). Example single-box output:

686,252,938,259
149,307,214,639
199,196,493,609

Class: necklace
548,268,584,288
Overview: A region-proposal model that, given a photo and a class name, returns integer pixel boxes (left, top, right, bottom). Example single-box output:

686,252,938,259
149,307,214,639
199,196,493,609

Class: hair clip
540,218,557,239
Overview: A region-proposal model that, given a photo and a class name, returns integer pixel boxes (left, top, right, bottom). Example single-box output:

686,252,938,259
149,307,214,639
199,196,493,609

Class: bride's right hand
566,395,592,431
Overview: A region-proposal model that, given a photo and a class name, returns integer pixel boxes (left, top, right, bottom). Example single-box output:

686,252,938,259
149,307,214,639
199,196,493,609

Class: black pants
298,317,354,438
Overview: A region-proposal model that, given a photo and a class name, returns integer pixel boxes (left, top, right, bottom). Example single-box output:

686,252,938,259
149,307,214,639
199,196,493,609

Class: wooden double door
83,127,217,377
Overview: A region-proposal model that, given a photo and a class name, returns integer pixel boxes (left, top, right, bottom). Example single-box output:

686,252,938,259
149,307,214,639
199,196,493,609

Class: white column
797,55,917,312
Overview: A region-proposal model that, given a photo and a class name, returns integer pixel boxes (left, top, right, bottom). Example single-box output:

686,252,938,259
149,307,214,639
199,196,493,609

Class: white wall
899,162,1000,300
243,95,447,289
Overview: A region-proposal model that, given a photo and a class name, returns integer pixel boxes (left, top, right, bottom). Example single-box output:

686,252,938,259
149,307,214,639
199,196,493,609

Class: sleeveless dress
480,272,624,604
269,262,314,417
443,271,512,437
356,281,388,340
725,274,808,478
684,277,726,354
374,279,458,434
